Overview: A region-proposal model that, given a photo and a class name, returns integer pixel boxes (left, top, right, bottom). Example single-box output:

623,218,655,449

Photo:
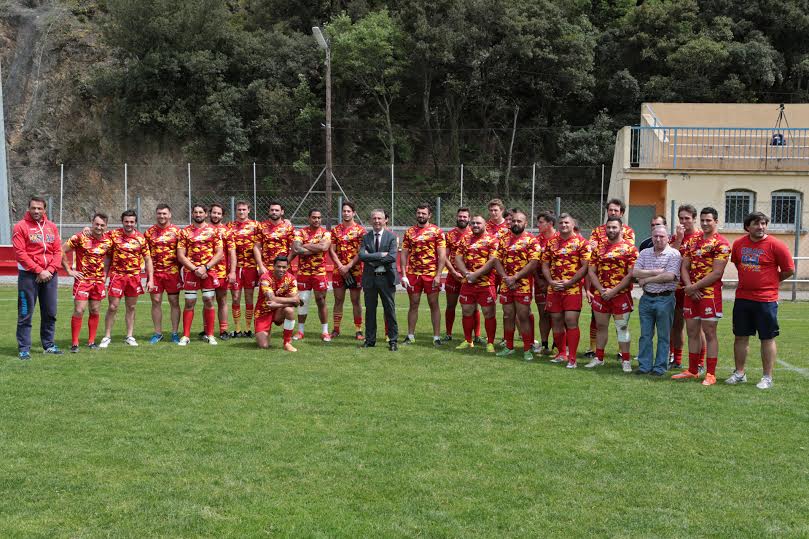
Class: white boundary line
777,359,809,378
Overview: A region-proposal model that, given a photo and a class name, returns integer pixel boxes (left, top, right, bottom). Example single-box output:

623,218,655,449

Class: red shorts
675,288,686,310
73,280,106,301
534,281,548,303
332,269,363,289
683,295,723,320
231,266,259,291
499,289,533,305
297,274,329,292
444,275,462,295
545,290,583,313
591,290,633,315
108,274,144,298
182,269,220,291
459,283,496,306
405,273,440,295
254,311,285,333
215,273,229,291
152,272,182,295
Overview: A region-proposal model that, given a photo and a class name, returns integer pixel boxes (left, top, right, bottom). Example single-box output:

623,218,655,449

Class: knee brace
298,290,311,315
614,315,631,343
202,289,216,300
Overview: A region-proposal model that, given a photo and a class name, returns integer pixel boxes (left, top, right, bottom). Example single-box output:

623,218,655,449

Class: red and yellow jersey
331,222,365,268
256,220,295,266
496,232,541,294
485,219,509,237
294,226,331,277
108,229,149,277
458,232,499,288
144,224,181,275
589,224,636,252
179,224,222,268
542,233,591,295
210,223,233,279
67,233,112,283
591,240,638,290
684,233,731,299
534,231,558,280
228,219,259,269
256,271,298,318
445,227,472,269
402,224,445,276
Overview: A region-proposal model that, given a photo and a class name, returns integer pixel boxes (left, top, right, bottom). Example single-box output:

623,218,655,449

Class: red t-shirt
731,235,794,303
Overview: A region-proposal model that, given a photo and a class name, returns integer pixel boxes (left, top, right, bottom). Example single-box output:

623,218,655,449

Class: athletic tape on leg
615,315,631,343
298,290,311,315
184,291,197,300
283,318,296,330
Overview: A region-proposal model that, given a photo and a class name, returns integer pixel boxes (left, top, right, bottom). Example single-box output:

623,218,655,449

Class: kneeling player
453,215,498,352
255,256,300,351
585,216,638,372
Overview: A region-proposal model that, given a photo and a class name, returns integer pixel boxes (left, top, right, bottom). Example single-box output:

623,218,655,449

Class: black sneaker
583,350,596,359
403,336,415,345
88,343,100,350
441,334,453,342
244,330,253,338
473,336,486,345
219,331,231,340
198,330,206,338
69,345,80,353
433,338,443,347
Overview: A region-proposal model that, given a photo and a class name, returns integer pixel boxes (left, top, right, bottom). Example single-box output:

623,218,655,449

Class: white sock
298,323,305,333
322,323,329,334
434,335,440,341
408,334,415,340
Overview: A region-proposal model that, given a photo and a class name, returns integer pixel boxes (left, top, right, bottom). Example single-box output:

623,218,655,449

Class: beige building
609,103,809,283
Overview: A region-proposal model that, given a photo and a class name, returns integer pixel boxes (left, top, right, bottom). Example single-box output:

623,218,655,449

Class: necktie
375,233,381,252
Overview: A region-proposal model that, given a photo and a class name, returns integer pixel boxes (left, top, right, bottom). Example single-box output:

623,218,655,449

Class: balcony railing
630,126,809,171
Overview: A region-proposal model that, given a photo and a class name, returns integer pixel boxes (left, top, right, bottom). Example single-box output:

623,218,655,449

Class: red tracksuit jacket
12,211,63,274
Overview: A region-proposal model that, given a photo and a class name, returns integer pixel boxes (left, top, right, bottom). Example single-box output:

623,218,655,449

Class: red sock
462,315,474,342
353,316,363,330
596,348,604,361
283,328,293,344
474,310,481,337
687,352,700,375
621,352,630,361
505,328,515,349
446,308,456,336
673,348,683,365
219,318,228,334
521,331,532,351
87,313,100,344
700,344,707,366
566,328,581,363
183,308,195,338
204,307,216,336
553,331,567,357
528,314,535,343
245,303,254,330
71,315,82,346
589,317,597,348
485,317,497,344
706,357,718,376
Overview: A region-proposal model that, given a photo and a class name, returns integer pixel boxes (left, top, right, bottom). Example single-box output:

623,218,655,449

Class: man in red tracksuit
12,196,64,359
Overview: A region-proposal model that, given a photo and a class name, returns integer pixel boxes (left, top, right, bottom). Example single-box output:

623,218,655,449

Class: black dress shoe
389,342,398,351
360,342,375,348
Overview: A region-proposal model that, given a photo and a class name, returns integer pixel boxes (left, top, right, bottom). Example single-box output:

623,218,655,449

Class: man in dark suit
359,209,399,351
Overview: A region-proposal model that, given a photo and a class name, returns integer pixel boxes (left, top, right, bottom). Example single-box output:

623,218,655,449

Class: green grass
1,286,808,537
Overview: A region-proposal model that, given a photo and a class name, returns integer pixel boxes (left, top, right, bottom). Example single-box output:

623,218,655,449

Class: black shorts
732,299,779,340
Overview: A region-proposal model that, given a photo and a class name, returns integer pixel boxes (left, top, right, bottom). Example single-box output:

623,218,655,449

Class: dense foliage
89,0,809,184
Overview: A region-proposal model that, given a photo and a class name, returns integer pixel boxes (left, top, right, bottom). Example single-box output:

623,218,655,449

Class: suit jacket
359,228,399,287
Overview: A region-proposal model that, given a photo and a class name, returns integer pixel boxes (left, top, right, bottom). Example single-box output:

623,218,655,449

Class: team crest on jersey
705,307,713,314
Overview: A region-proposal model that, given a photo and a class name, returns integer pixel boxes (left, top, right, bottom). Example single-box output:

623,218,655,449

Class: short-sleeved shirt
228,219,259,269
635,245,682,293
445,227,472,270
496,232,541,294
144,224,181,275
402,224,445,276
67,233,113,283
458,232,499,288
673,229,702,287
295,226,331,277
590,224,636,251
684,232,731,299
256,271,298,318
534,231,557,280
485,219,509,237
256,220,295,267
542,233,591,295
211,223,233,279
179,224,222,268
331,222,366,266
591,240,638,291
108,229,150,277
732,235,794,303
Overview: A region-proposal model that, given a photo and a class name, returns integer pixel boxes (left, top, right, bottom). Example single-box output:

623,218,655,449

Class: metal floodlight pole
59,163,64,237
313,26,333,228
459,163,464,207
530,163,536,231
124,163,128,209
0,60,11,244
252,162,257,216
187,163,192,224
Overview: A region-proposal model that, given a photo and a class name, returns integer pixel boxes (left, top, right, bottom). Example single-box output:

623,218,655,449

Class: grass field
1,285,808,537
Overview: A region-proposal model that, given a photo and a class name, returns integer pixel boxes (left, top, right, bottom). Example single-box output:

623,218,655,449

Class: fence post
672,129,678,169
530,163,536,231
252,162,257,217
187,163,192,224
59,163,64,237
124,163,128,209
337,195,343,226
390,162,395,227
48,196,53,218
229,196,235,222
600,163,605,212
459,163,464,207
792,197,802,301
670,199,677,235
436,196,441,227
554,196,561,217
136,196,141,231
